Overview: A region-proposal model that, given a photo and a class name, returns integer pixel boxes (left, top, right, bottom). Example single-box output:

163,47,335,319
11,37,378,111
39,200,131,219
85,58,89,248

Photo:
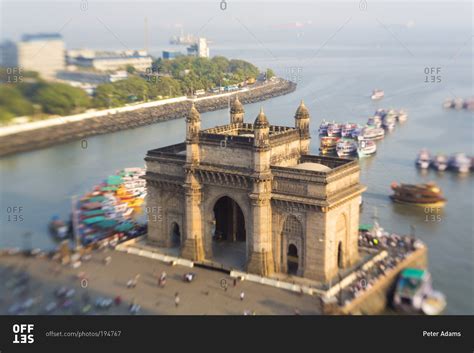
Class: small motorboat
357,126,385,141
48,216,71,240
336,139,357,157
327,123,342,137
448,153,471,173
371,89,384,100
431,154,448,172
357,139,377,157
390,182,446,207
393,268,446,315
318,120,330,136
415,149,431,170
319,136,340,155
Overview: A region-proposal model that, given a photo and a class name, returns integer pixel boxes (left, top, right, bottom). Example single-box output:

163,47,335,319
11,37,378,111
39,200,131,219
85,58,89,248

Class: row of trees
0,56,268,122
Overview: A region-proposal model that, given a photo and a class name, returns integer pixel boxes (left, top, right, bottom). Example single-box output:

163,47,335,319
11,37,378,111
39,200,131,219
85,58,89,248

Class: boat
319,136,340,155
367,116,382,128
326,123,342,137
393,268,446,315
48,216,71,240
351,127,363,139
318,120,330,136
336,140,357,157
415,149,431,169
341,123,358,138
448,153,471,173
382,111,397,130
371,89,384,100
357,126,385,141
390,182,446,207
357,139,377,157
431,154,448,172
396,110,408,122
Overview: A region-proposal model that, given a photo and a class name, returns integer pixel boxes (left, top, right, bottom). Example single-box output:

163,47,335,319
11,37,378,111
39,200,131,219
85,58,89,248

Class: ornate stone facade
144,99,366,282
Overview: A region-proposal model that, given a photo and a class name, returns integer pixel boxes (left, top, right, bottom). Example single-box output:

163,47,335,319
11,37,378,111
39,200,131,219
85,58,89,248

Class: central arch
210,196,247,269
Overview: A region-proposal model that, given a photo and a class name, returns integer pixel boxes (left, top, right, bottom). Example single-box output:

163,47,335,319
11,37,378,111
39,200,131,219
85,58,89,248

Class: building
67,50,152,72
186,37,209,58
0,33,65,79
143,98,366,283
162,50,183,60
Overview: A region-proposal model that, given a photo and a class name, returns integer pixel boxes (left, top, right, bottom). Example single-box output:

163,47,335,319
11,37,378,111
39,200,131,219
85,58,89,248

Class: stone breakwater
0,79,296,157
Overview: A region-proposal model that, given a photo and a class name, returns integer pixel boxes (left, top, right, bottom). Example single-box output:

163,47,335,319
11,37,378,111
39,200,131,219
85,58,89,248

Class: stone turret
294,100,311,154
248,107,274,276
182,102,205,261
253,107,270,152
186,102,201,165
230,96,244,125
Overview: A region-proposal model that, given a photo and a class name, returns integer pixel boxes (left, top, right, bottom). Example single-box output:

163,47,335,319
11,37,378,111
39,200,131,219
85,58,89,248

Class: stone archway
171,222,181,247
210,196,247,269
287,244,299,275
281,215,304,276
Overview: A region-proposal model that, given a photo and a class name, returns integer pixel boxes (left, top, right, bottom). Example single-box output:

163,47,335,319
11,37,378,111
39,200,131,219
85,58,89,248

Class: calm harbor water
1,41,472,314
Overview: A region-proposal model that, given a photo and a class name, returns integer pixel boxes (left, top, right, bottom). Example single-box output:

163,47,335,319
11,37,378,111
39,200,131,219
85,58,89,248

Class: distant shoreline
0,78,296,157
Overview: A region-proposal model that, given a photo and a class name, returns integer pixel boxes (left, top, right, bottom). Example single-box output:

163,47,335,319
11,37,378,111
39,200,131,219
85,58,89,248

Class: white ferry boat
327,123,342,137
357,127,385,141
431,154,448,172
318,120,330,136
341,123,358,138
357,139,377,157
415,149,431,169
448,153,471,173
336,140,357,157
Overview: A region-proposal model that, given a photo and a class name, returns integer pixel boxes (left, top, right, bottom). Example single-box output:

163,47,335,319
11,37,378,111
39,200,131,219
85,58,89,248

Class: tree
33,83,89,115
126,65,136,74
0,86,35,117
266,68,275,80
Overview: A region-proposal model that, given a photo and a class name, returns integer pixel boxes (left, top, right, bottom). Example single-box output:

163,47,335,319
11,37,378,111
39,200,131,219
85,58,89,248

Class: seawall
0,79,296,157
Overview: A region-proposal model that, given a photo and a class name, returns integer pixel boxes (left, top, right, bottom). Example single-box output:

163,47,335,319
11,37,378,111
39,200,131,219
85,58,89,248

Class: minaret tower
294,100,311,155
230,96,244,125
182,102,205,261
248,108,275,276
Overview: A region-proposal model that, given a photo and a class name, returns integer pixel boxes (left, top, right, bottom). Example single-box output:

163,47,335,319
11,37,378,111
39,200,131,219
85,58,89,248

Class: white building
67,49,152,72
1,33,65,79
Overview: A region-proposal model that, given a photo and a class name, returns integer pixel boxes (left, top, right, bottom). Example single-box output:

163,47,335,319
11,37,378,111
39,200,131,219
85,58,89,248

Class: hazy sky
0,1,472,53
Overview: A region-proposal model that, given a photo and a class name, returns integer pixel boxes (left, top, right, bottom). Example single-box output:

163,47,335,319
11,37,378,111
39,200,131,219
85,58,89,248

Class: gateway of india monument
143,98,366,283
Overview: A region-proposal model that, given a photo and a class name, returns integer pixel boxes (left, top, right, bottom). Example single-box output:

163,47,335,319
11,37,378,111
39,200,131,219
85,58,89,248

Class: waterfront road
0,250,320,315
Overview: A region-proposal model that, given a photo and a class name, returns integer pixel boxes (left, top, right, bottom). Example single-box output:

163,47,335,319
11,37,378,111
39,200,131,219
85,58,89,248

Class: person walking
240,291,245,301
175,292,180,308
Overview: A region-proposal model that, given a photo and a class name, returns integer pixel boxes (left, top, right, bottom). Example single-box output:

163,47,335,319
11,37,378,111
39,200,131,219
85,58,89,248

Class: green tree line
0,56,266,123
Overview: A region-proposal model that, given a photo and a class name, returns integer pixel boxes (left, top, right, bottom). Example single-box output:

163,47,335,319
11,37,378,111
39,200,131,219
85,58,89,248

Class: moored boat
390,182,446,207
319,136,340,155
327,123,342,137
336,139,357,157
49,216,71,240
393,268,446,315
318,120,330,136
396,109,408,122
371,89,384,100
415,149,431,170
341,123,358,138
431,154,448,172
382,110,397,130
367,115,382,128
448,153,471,173
357,139,377,157
357,126,385,141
